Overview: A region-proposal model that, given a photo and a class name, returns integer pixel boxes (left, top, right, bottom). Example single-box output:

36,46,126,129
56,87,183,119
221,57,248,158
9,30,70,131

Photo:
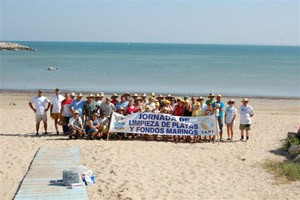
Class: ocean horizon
0,41,299,98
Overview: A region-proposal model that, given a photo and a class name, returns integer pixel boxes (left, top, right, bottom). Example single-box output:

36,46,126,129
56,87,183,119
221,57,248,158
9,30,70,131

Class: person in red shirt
173,99,184,116
111,94,119,106
126,98,137,115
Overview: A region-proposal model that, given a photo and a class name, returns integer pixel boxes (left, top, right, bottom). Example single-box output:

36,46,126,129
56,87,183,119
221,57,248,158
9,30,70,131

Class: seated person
67,110,85,139
98,111,110,139
85,113,100,140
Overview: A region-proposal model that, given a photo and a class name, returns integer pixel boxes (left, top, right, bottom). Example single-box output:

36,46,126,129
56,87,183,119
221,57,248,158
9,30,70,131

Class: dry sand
0,91,299,200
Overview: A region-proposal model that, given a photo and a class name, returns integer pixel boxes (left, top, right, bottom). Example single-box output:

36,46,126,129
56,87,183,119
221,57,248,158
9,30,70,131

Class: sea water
0,41,299,97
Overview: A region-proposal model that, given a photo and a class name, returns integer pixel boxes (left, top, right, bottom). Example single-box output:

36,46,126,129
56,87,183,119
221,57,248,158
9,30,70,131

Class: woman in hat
156,94,165,109
126,98,137,115
162,100,173,114
225,99,237,141
85,113,100,140
152,102,161,113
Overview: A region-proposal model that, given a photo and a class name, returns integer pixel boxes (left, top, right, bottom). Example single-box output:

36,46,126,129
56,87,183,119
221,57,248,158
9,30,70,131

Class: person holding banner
205,103,217,143
146,96,156,111
116,95,129,111
239,98,254,142
98,111,110,140
156,94,165,109
152,102,161,113
163,100,173,114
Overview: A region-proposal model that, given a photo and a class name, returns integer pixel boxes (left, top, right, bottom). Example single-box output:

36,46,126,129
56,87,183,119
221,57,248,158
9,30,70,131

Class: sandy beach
0,91,299,200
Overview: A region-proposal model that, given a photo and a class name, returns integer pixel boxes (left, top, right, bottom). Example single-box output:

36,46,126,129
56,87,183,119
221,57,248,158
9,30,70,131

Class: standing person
205,103,216,143
156,94,165,109
60,93,73,134
116,95,129,111
152,102,160,113
141,93,147,104
84,94,100,120
196,96,207,116
67,110,85,139
239,98,254,142
70,92,76,100
146,96,156,111
162,100,173,114
50,88,64,134
95,93,104,107
29,90,51,135
216,94,225,141
111,94,119,106
100,97,116,120
70,93,85,121
126,98,137,115
183,100,192,117
205,93,216,105
225,99,237,141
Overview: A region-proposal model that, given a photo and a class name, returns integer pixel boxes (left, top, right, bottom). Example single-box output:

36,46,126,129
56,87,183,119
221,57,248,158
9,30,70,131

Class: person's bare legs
245,130,249,141
230,125,234,141
43,122,48,134
227,125,230,139
240,129,244,141
54,119,59,134
36,123,40,135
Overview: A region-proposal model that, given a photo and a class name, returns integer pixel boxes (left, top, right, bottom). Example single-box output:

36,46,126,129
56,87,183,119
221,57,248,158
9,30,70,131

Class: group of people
29,89,254,142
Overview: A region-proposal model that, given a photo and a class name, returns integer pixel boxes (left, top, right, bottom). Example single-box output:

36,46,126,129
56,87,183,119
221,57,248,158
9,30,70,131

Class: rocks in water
0,42,36,51
288,145,300,158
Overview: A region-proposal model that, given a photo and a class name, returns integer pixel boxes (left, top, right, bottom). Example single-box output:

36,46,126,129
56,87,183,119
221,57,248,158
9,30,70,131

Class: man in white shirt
100,98,116,120
29,90,51,135
239,98,254,142
67,110,84,139
50,88,64,134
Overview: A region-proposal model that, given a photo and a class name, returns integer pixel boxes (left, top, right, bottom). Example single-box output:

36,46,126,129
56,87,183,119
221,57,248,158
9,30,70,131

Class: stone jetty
0,42,36,51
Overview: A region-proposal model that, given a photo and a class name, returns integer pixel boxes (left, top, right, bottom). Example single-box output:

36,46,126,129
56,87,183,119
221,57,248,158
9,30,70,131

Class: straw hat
118,106,124,110
87,94,95,98
217,94,222,98
77,93,83,97
196,102,201,106
184,100,190,103
197,96,204,100
165,100,170,104
166,94,173,99
241,98,249,102
99,92,104,97
156,94,164,99
132,93,139,97
71,92,76,97
145,105,150,109
136,96,142,101
227,99,235,104
155,102,160,107
73,110,79,114
92,113,99,117
150,92,155,97
111,93,119,98
149,96,154,100
208,93,215,97
95,93,102,98
141,93,147,97
162,107,168,111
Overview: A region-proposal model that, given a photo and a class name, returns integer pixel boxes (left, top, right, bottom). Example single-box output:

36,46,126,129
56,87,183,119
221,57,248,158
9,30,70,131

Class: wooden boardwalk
14,146,88,200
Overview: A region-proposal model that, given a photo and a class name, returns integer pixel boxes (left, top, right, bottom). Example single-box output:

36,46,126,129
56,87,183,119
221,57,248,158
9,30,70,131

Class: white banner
109,112,218,136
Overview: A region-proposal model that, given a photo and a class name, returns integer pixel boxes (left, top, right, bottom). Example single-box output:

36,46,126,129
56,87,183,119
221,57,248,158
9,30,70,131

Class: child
225,99,237,141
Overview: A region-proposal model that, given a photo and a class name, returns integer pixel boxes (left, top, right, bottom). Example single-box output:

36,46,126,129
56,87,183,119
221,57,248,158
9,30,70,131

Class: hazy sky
0,0,299,45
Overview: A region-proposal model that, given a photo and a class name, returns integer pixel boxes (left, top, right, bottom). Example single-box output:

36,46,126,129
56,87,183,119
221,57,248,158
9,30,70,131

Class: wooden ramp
15,146,88,200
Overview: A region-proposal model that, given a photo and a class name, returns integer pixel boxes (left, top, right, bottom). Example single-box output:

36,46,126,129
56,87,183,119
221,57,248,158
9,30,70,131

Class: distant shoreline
1,89,299,100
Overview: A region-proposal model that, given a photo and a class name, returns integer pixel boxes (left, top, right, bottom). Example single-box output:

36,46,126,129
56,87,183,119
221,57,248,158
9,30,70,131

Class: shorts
67,128,81,135
36,114,47,123
85,126,97,135
239,124,251,131
52,113,60,120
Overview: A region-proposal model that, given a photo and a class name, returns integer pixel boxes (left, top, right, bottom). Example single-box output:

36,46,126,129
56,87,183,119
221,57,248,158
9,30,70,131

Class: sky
0,0,299,45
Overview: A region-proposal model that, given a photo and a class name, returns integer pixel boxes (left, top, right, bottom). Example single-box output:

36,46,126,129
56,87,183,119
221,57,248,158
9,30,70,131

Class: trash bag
62,165,95,186
63,169,81,186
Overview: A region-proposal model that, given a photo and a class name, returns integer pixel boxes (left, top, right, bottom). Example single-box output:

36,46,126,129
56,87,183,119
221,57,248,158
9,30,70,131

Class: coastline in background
1,41,299,98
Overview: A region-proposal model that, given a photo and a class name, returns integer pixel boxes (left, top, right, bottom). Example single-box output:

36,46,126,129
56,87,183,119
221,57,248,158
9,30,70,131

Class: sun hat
177,98,182,101
162,107,168,111
150,92,155,97
156,94,164,99
155,102,160,107
141,93,147,97
166,94,173,98
124,92,131,96
149,96,154,100
95,93,101,97
145,105,150,109
136,96,142,101
133,93,139,97
165,100,170,104
184,100,190,103
227,99,235,104
99,92,104,97
208,93,215,97
87,94,95,98
196,102,201,106
217,94,222,98
118,106,124,110
241,98,249,102
111,94,119,98
73,110,79,114
71,92,76,97
77,93,83,97
38,89,43,93
92,113,99,117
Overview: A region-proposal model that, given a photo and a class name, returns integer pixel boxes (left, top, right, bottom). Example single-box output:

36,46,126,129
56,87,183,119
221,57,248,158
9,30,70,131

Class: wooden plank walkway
14,146,88,200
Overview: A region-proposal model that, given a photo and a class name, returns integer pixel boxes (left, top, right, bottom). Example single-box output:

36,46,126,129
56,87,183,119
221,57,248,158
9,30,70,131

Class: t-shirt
116,101,129,110
146,102,156,111
240,105,254,124
98,117,109,125
205,99,216,106
51,94,64,113
30,96,50,115
68,116,83,129
84,101,100,119
70,99,85,115
173,105,184,116
216,101,225,118
225,106,237,124
62,99,73,117
111,99,118,106
100,102,116,117
126,106,137,115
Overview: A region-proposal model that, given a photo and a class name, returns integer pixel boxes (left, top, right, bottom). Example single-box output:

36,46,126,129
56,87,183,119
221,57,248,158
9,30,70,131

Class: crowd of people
29,88,254,143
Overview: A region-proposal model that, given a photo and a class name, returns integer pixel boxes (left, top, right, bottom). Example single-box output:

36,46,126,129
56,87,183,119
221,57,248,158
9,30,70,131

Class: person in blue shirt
69,93,85,121
115,95,129,111
216,94,225,141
